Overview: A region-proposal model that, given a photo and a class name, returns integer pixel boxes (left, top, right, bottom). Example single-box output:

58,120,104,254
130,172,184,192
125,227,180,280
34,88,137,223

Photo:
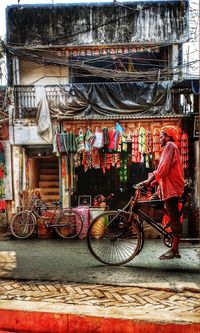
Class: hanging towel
35,85,52,142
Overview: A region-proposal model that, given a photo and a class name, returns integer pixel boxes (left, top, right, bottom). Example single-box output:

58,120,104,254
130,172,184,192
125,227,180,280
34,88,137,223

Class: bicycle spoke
55,210,83,239
11,211,35,239
87,211,141,265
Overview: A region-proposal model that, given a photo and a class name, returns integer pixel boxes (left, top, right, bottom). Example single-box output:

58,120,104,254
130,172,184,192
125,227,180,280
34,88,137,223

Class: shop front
47,114,196,240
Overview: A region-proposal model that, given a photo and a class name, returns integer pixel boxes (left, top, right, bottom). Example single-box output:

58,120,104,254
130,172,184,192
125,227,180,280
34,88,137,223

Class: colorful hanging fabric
119,158,128,183
102,128,110,148
76,129,85,153
145,131,153,168
180,133,189,169
52,132,59,156
116,153,121,168
68,131,77,153
92,129,104,149
56,133,65,153
138,127,146,163
153,128,160,161
116,132,122,153
176,127,182,151
84,128,94,152
121,133,127,152
91,149,101,169
107,129,116,151
105,153,112,169
131,129,140,163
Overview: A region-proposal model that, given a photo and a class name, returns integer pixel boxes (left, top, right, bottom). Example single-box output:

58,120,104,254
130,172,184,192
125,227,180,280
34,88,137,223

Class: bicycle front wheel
87,211,141,266
55,209,83,239
10,211,36,239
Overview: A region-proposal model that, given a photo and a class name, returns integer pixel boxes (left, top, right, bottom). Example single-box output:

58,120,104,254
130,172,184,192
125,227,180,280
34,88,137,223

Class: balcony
14,80,191,120
14,85,69,119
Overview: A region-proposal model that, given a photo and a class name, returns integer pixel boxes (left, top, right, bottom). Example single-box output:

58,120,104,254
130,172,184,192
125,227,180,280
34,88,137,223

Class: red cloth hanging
0,200,6,211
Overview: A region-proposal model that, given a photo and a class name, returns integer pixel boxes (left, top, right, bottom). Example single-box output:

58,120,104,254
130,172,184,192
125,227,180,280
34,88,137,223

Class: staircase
38,158,59,205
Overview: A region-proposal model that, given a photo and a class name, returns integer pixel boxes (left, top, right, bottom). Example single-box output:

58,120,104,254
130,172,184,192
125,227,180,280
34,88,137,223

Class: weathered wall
10,119,57,145
19,60,68,85
6,1,189,46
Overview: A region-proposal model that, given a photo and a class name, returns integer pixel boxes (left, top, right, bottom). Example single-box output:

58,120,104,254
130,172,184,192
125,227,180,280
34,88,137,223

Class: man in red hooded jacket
140,126,184,260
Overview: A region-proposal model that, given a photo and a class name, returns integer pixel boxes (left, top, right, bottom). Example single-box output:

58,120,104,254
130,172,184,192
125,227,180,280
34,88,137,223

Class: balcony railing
14,86,37,118
14,85,70,119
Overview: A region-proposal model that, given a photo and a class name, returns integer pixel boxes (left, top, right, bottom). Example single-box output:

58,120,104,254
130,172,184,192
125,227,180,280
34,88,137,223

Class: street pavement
0,239,199,289
0,239,199,331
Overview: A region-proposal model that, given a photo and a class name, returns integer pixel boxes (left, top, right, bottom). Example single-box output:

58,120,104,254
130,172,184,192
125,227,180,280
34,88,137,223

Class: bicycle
10,196,84,240
87,184,194,266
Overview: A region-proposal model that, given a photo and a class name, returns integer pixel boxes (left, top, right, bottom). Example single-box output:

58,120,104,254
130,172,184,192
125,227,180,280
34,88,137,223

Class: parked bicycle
10,196,84,239
87,184,194,265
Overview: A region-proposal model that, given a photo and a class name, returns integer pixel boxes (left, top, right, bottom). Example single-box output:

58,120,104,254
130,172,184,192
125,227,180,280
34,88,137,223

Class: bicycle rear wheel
87,211,142,266
55,209,83,239
10,211,36,239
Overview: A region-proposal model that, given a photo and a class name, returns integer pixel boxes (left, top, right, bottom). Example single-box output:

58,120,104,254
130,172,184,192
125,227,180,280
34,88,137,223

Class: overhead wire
2,42,200,83
1,1,199,83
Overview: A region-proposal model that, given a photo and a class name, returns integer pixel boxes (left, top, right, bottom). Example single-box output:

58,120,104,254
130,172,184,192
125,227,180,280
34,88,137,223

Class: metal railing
14,85,69,119
14,85,37,118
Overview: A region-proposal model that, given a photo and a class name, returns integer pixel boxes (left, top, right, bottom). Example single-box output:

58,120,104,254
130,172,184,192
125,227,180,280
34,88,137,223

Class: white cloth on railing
35,85,52,142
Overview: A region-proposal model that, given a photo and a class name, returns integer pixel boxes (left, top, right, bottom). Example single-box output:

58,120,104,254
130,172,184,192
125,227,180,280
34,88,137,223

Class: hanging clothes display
180,133,189,169
55,123,189,174
153,128,161,161
132,129,140,163
84,128,94,152
92,128,104,149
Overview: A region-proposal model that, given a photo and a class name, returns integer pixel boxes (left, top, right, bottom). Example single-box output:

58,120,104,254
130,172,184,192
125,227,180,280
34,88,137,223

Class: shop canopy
48,81,172,119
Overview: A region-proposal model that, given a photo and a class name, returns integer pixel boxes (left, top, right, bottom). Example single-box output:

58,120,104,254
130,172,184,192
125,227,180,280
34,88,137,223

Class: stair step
40,163,58,169
40,175,59,181
40,188,59,194
40,169,59,175
41,194,60,202
39,181,59,188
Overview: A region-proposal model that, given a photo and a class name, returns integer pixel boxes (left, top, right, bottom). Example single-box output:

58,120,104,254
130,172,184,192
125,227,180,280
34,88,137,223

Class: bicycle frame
86,185,194,266
26,198,59,227
129,188,186,239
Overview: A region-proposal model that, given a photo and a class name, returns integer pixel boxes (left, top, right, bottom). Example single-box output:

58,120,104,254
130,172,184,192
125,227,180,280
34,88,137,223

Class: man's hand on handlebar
136,179,151,188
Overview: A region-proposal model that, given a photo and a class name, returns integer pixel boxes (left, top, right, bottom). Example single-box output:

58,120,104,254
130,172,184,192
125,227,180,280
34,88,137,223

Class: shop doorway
74,159,153,210
27,153,59,205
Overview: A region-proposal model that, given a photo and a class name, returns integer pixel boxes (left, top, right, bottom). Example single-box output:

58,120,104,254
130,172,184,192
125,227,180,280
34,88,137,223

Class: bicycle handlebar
132,184,144,190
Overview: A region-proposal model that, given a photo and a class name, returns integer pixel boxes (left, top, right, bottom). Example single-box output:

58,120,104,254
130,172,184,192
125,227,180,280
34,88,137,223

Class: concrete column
171,44,179,82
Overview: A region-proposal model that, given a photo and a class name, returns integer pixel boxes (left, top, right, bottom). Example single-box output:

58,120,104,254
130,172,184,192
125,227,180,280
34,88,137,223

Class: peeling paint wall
10,120,58,145
7,1,189,46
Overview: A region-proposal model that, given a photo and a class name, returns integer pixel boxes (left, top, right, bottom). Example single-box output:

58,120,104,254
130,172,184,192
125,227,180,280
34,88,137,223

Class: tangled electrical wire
3,42,196,83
